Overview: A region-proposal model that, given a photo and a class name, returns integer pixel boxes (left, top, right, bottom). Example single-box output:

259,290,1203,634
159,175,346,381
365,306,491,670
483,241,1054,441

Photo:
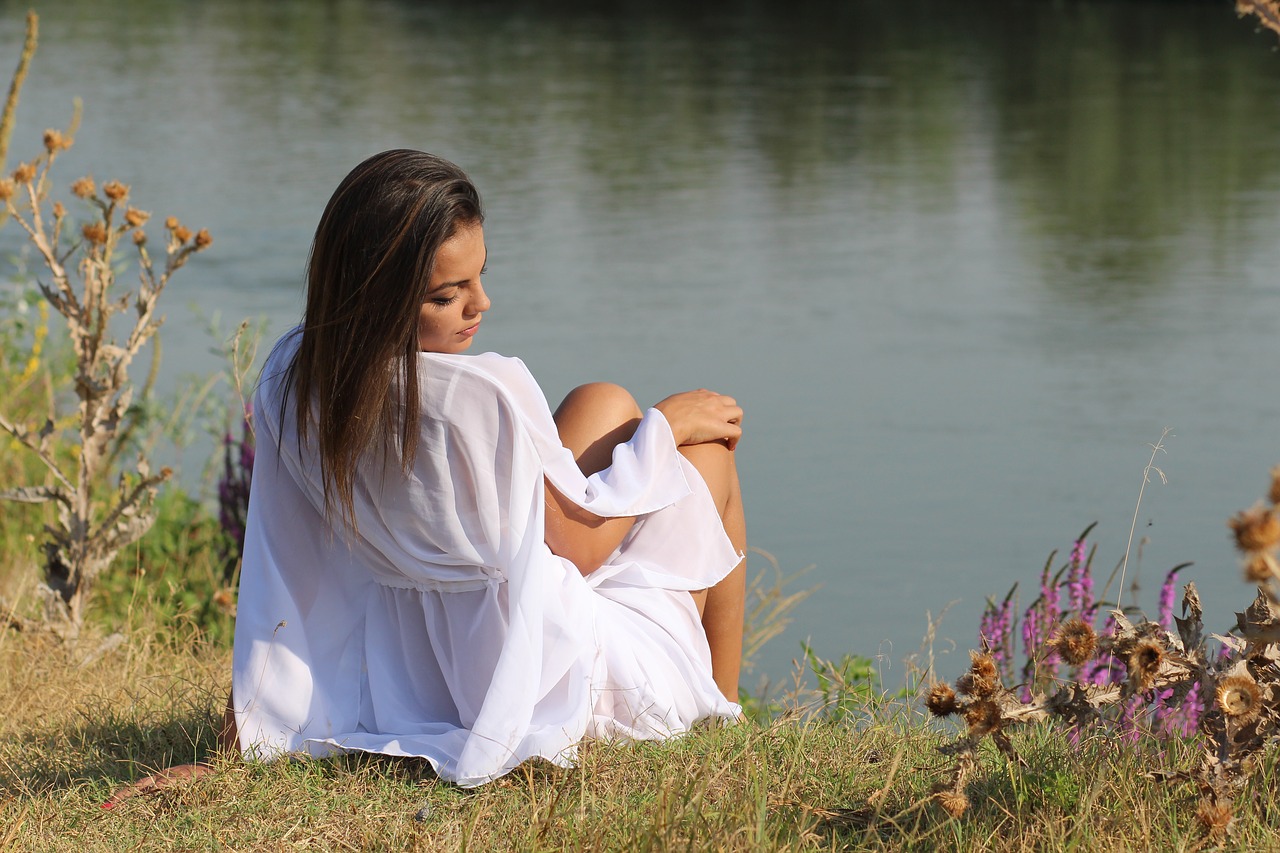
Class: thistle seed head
1216,674,1263,725
1243,552,1280,584
124,207,149,227
956,652,999,698
1194,800,1234,834
81,222,108,245
1229,505,1280,554
71,177,95,199
132,229,146,246
52,201,65,219
1270,465,1280,507
173,225,192,243
1050,618,1097,667
212,587,236,616
194,228,212,249
102,180,129,202
962,699,1002,736
164,215,180,230
1127,640,1165,693
12,161,36,184
42,129,70,153
934,789,969,818
0,179,14,202
925,683,960,717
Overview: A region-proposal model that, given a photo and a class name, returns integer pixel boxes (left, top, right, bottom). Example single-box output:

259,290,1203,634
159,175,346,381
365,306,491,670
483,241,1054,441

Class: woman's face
417,223,489,353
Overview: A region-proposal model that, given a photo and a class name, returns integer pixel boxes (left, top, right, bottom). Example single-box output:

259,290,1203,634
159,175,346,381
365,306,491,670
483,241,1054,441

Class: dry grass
7,617,1280,851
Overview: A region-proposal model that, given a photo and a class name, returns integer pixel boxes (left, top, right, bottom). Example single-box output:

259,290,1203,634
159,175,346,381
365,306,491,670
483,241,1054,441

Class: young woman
113,149,746,797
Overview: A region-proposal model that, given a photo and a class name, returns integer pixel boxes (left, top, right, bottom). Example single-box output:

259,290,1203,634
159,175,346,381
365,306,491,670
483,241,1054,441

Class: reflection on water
1,0,1277,682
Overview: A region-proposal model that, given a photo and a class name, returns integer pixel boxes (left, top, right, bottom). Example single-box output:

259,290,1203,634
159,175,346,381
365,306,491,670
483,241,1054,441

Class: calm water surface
2,0,1278,685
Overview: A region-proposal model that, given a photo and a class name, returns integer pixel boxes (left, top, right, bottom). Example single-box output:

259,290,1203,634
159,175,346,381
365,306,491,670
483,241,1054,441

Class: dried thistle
42,128,68,153
101,179,128,202
1050,617,1097,667
1126,640,1165,693
934,789,969,818
173,225,192,243
1239,0,1280,43
70,176,94,198
933,462,1280,836
1228,505,1280,554
51,200,64,219
124,207,148,227
164,215,179,230
0,178,13,202
80,222,107,245
1194,800,1234,836
131,229,145,246
1216,675,1263,725
12,160,35,184
1270,466,1280,507
956,652,1000,698
925,683,960,717
1243,552,1279,584
194,227,212,249
962,700,1002,737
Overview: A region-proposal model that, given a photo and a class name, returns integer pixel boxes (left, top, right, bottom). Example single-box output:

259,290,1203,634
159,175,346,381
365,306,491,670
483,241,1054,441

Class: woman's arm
542,385,743,577
544,480,636,576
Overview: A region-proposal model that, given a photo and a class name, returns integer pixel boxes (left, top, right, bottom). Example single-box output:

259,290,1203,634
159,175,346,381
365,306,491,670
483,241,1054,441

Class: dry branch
1239,0,1280,41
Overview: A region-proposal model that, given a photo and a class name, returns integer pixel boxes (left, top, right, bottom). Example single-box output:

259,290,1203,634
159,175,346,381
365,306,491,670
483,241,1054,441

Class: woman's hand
654,390,743,449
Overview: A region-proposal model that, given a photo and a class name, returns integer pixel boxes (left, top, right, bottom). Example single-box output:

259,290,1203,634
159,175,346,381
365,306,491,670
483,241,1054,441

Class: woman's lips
459,322,480,338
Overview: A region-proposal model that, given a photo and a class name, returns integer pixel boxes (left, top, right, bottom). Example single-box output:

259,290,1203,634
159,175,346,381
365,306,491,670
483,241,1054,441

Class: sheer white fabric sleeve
462,354,694,517
231,351,375,758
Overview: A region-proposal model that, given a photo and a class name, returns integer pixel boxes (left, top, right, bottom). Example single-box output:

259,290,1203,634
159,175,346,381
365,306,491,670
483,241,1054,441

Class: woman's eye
430,295,459,307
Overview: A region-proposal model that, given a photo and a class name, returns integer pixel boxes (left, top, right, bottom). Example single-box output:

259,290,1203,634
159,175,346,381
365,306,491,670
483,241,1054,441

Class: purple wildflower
1020,560,1062,694
1083,614,1120,687
1159,681,1202,738
216,405,255,580
1042,560,1062,636
1156,565,1186,632
1066,537,1095,619
980,584,1017,681
1020,596,1042,695
1117,694,1145,744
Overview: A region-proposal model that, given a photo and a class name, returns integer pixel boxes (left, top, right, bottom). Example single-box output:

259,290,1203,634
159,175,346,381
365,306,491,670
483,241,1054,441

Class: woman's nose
470,281,491,314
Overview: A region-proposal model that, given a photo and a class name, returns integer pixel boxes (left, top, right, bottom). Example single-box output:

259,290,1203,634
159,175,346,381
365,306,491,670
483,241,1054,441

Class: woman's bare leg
679,440,747,702
553,383,746,700
547,383,645,573
219,693,238,753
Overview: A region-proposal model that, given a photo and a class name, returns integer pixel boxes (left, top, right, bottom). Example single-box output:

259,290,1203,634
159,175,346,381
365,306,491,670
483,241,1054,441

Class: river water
2,0,1278,686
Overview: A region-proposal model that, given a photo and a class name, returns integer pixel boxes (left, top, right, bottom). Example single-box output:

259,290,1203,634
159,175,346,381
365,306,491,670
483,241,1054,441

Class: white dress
231,330,742,787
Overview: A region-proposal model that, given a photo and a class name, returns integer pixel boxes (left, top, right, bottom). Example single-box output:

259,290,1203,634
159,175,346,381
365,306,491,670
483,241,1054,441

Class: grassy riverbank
3,613,1279,852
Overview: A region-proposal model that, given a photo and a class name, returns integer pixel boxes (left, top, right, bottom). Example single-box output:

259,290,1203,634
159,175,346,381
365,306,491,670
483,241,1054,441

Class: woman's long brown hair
284,150,484,533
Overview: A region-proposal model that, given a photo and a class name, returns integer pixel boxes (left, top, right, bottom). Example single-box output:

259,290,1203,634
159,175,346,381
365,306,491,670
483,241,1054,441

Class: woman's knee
555,382,641,425
554,383,643,475
677,440,738,514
